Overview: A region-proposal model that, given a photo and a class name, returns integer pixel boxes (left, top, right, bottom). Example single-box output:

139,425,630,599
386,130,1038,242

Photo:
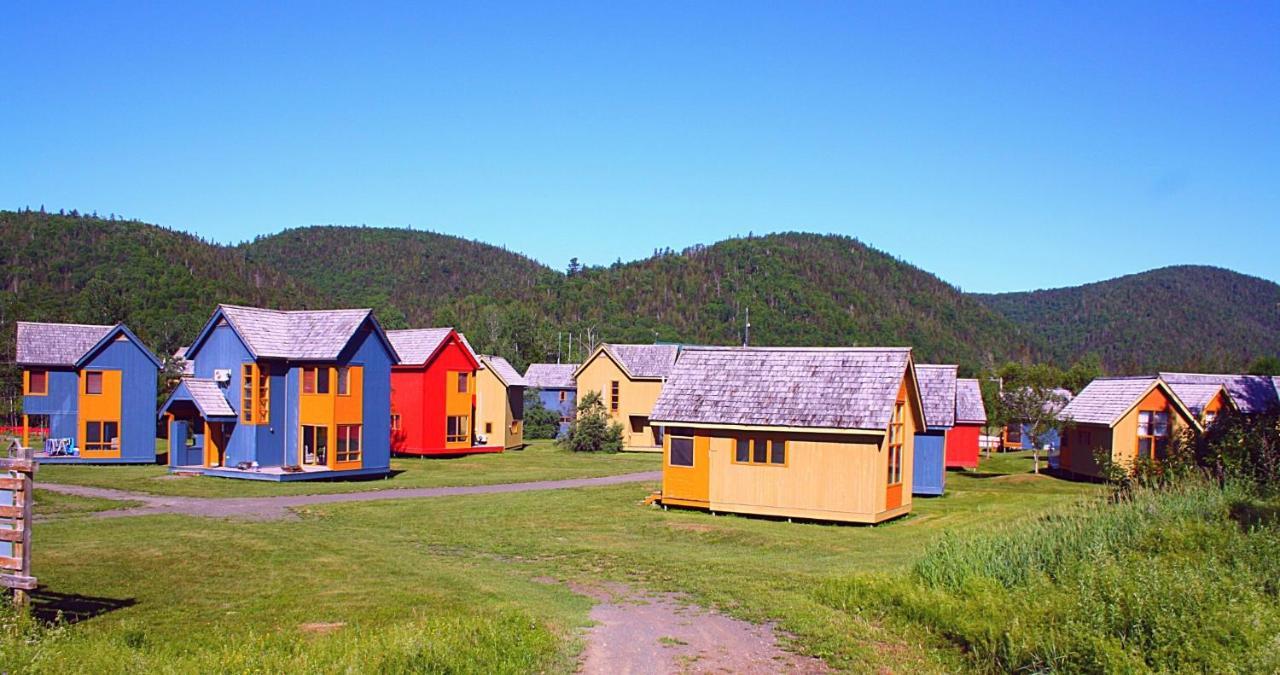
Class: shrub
522,390,561,440
560,391,623,453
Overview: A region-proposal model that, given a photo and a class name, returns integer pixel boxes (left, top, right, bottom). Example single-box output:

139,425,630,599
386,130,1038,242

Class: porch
168,463,390,482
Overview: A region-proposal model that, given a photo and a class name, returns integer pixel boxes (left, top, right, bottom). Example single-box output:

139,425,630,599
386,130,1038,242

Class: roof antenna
743,307,751,347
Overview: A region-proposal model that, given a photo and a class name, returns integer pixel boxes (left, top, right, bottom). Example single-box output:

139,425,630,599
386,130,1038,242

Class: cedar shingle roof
605,344,680,379
1059,377,1162,426
916,364,958,428
218,305,382,361
481,355,527,387
523,363,577,389
1164,382,1227,416
180,378,236,418
1158,372,1280,414
955,378,987,424
386,328,455,366
651,346,913,431
15,321,115,366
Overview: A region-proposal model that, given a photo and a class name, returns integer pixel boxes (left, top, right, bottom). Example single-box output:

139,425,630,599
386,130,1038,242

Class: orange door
663,434,710,505
204,422,227,468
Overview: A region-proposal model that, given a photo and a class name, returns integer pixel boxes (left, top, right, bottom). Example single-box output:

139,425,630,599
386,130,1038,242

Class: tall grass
816,479,1280,672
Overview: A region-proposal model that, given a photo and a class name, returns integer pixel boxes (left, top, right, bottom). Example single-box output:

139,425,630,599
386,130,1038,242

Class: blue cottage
522,363,578,437
16,321,161,463
912,364,958,496
160,305,400,481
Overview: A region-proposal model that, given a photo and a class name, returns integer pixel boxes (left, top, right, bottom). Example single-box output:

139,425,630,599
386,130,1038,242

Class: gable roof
915,364,958,428
575,343,681,380
173,346,195,376
385,327,474,368
651,346,922,433
159,377,236,420
1164,382,1230,417
1060,377,1200,430
1158,372,1280,414
955,378,987,424
480,355,527,387
523,363,577,389
16,321,161,369
190,304,398,363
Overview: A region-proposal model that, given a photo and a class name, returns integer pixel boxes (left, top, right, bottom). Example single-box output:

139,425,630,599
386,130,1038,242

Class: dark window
770,440,786,465
736,438,750,463
752,437,767,463
316,367,330,394
85,371,103,395
337,367,350,396
457,372,469,393
670,437,694,467
27,370,47,395
302,368,316,394
610,381,620,411
336,424,361,463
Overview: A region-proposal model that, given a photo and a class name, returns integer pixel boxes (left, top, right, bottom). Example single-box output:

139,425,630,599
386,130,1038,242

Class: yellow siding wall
476,367,522,449
662,434,710,506
576,353,665,448
1061,424,1108,477
300,366,365,470
1111,386,1191,470
445,369,473,448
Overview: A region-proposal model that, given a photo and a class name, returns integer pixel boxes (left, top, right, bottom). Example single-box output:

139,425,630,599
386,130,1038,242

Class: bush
522,390,561,440
1193,409,1280,494
560,391,623,453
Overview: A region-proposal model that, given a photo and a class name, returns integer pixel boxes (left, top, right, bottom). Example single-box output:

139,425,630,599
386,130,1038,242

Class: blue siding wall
341,323,393,472
85,336,160,462
23,368,79,441
537,387,576,437
913,431,946,496
193,323,257,467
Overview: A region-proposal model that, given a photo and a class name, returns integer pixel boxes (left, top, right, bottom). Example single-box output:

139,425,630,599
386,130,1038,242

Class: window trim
668,435,695,467
241,363,255,424
336,367,351,396
25,370,48,396
609,381,620,412
731,436,788,467
83,419,120,455
1137,409,1171,461
446,415,470,444
336,424,362,464
457,371,469,394
887,400,905,486
84,370,104,395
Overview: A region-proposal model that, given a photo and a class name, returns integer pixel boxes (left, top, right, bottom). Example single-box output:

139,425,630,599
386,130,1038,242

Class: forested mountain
2,210,1274,386
977,266,1280,373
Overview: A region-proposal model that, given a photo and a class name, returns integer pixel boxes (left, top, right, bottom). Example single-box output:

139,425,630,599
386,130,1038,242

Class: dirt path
37,471,661,520
570,581,828,674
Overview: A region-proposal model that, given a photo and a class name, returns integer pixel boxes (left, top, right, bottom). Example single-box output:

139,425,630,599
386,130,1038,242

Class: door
204,422,227,468
301,424,329,467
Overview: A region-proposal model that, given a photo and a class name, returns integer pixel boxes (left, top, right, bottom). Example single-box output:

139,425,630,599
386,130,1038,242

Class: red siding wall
391,335,480,455
944,423,982,469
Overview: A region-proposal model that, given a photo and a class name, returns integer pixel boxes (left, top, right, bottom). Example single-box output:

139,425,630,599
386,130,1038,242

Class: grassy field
3,451,1106,672
35,440,660,497
33,490,142,518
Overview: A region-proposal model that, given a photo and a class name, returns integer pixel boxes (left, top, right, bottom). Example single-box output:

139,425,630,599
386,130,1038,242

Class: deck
169,464,391,482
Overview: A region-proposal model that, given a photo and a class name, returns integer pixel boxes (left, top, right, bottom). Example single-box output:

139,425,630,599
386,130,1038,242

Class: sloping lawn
6,452,1104,672
35,440,658,497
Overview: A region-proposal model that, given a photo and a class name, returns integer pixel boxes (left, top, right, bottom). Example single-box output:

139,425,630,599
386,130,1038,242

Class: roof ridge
681,345,912,352
16,320,115,329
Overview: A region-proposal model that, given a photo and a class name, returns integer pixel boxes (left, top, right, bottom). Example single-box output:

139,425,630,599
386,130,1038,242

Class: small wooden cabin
946,378,987,469
160,305,398,480
1159,372,1279,416
385,328,496,455
912,364,956,496
1057,377,1201,479
475,355,526,450
1164,381,1233,426
523,363,577,437
16,321,161,464
651,347,926,524
574,343,680,450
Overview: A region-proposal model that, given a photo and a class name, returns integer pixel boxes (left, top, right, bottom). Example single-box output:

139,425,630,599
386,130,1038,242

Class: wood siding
576,352,665,449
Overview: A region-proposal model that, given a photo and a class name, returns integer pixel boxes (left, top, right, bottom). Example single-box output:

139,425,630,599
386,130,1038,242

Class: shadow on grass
1229,500,1280,530
29,589,137,624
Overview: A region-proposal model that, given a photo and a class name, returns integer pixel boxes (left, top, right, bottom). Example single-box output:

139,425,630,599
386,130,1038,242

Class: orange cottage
1057,377,1203,479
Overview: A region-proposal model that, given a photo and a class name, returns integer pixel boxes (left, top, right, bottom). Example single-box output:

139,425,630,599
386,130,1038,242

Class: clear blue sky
2,2,1277,293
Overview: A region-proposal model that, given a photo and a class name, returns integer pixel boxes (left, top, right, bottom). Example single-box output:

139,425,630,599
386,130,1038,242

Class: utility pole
743,307,751,347
568,333,573,363
557,332,562,364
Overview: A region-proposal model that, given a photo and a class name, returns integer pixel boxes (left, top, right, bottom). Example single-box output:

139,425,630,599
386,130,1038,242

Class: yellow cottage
651,346,926,524
574,343,680,450
475,355,527,451
1057,377,1203,479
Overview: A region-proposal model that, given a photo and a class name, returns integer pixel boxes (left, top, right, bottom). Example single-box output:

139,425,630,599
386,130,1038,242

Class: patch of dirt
576,583,828,674
666,522,718,533
299,622,345,634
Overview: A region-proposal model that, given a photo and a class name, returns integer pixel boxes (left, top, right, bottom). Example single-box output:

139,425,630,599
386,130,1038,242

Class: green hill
976,266,1280,373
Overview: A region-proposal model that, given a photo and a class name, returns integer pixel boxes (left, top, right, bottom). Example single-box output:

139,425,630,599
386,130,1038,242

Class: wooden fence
0,441,36,603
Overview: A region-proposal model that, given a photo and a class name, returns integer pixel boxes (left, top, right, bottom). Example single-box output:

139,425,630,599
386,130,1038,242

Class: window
610,381,620,412
559,391,567,402
302,367,330,395
391,414,402,431
457,372,469,393
337,367,350,396
242,364,255,423
302,424,328,465
85,371,104,395
26,370,48,396
1137,410,1170,460
734,438,786,466
84,420,119,454
669,436,694,467
1203,411,1217,426
485,422,493,434
1005,425,1022,446
447,415,469,443
511,420,521,434
256,365,270,423
336,424,362,463
887,401,905,485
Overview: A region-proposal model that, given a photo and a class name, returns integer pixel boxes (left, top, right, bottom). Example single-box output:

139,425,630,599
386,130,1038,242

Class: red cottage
386,328,499,456
944,378,987,469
